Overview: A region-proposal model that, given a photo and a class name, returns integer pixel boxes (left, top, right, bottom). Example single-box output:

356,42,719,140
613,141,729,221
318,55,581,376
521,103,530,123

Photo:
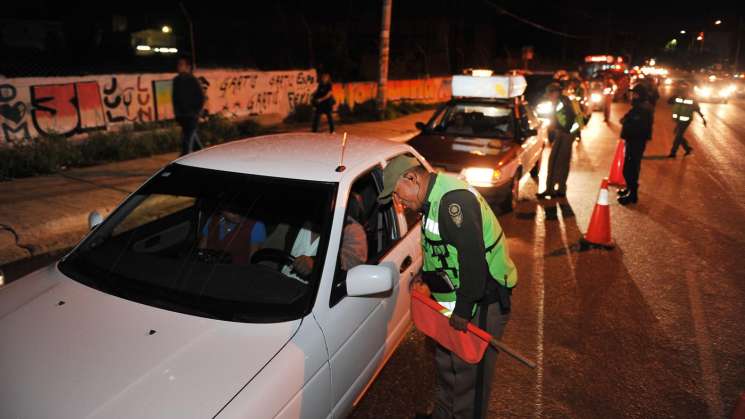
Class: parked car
0,133,427,419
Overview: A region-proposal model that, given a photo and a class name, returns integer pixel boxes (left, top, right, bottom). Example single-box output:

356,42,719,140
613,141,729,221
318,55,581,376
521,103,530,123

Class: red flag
410,290,491,364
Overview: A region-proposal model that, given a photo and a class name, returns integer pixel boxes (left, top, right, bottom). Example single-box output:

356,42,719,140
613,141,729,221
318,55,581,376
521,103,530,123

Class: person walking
377,155,517,419
668,82,706,158
537,83,579,199
618,85,654,205
312,72,335,133
172,54,206,156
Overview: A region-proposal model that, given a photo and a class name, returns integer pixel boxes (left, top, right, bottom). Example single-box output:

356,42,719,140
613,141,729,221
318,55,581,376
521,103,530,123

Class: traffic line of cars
0,72,544,419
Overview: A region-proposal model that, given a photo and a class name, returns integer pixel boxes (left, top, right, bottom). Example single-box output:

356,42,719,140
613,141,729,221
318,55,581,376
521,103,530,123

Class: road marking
685,270,725,419
533,208,546,418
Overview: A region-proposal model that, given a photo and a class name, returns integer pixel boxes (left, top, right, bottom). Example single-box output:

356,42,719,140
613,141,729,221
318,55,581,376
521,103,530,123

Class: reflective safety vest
671,97,695,123
554,98,580,133
421,174,518,310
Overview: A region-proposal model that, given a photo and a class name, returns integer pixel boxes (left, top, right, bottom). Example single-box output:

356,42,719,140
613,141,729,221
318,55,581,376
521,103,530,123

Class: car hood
0,265,300,419
408,132,518,172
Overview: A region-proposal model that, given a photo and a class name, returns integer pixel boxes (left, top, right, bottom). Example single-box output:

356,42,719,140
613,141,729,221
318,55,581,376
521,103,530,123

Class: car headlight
460,167,501,187
591,93,602,103
696,86,712,97
719,88,732,97
664,78,673,85
536,101,553,116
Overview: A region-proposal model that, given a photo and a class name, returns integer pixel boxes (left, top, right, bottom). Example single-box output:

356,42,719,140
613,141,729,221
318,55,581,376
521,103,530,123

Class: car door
313,162,421,419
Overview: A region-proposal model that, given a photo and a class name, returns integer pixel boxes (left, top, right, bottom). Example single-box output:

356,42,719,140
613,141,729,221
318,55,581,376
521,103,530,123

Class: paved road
351,95,745,418
4,98,744,418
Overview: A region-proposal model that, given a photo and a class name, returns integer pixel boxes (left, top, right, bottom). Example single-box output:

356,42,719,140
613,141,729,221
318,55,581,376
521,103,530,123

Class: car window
59,163,337,323
430,103,514,139
330,165,400,306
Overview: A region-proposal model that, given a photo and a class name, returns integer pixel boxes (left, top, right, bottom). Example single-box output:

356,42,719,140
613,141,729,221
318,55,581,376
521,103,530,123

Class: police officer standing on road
378,155,517,419
618,85,654,205
668,81,706,158
172,54,206,156
537,83,578,199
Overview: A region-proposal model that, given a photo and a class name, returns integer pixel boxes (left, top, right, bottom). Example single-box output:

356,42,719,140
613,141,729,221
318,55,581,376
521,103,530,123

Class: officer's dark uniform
540,89,578,197
667,89,705,157
378,157,516,419
618,87,654,205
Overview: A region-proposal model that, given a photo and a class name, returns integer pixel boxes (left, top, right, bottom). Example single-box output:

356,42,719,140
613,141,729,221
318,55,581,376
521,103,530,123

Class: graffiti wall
332,77,451,111
0,70,451,144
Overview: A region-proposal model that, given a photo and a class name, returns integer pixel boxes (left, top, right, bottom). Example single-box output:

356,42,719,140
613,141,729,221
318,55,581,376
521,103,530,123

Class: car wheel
499,168,522,214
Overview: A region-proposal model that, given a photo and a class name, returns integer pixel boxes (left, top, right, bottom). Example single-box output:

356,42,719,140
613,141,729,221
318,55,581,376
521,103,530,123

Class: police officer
602,75,617,122
668,81,706,158
618,85,654,205
537,82,578,199
378,155,517,419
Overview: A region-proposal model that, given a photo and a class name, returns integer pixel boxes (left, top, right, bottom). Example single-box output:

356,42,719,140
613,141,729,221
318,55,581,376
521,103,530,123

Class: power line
480,0,592,39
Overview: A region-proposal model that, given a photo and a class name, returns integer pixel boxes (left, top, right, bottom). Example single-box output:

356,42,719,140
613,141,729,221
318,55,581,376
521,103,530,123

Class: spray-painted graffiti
0,70,451,144
331,77,452,111
0,83,31,143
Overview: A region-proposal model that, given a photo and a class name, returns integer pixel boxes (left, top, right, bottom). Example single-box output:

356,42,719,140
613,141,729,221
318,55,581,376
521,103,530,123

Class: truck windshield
59,163,337,323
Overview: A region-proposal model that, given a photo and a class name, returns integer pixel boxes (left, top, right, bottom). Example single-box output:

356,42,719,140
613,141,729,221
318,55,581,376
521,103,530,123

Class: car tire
499,168,522,214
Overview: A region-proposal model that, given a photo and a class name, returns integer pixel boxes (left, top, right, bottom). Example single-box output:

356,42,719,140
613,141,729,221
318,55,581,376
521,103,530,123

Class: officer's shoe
617,194,638,205
667,153,676,159
618,188,629,197
684,147,694,156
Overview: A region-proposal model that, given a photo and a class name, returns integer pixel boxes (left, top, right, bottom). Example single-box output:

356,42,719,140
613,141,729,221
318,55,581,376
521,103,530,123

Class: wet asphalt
351,93,745,419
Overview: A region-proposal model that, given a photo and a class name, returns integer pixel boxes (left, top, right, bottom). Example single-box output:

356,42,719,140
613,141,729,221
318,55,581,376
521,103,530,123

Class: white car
0,133,427,419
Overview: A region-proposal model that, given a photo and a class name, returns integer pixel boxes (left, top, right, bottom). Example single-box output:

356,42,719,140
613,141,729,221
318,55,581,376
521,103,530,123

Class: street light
680,30,686,34
715,20,722,25
162,25,172,33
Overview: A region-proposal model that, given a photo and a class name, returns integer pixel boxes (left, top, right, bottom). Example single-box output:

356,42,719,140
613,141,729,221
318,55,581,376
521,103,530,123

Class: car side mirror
346,264,393,297
88,211,103,230
0,268,5,287
415,121,427,131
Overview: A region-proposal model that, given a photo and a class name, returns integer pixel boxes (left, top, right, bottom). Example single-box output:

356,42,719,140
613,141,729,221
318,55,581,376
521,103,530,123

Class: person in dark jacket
311,72,335,133
172,55,206,155
618,85,654,205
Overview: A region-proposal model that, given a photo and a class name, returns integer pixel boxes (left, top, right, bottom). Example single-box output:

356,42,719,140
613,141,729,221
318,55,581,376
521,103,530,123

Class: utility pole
735,16,743,72
376,0,392,114
179,2,196,69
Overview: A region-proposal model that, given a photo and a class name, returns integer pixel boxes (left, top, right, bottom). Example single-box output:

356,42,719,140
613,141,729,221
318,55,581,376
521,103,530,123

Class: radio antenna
335,132,348,172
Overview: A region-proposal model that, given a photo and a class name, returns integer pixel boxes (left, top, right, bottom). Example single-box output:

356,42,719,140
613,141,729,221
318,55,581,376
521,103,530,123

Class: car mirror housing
88,211,103,230
346,264,394,297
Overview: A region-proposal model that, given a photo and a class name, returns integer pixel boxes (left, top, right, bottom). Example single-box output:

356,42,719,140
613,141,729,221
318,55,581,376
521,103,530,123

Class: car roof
175,133,413,182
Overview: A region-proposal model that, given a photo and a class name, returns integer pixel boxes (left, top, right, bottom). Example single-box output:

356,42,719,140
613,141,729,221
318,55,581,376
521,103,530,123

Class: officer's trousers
432,302,509,419
545,130,573,194
622,139,647,195
669,122,692,155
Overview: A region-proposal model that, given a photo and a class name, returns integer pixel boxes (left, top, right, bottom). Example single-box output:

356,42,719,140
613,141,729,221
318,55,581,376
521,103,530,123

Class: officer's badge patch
448,203,463,228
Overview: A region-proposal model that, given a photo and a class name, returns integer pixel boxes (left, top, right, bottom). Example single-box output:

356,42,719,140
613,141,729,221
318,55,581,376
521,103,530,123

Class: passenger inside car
198,206,266,265
339,193,368,271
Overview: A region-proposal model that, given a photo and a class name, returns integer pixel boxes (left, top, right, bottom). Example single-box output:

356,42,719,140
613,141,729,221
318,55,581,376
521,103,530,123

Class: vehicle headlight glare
591,93,602,103
536,101,553,116
460,167,500,186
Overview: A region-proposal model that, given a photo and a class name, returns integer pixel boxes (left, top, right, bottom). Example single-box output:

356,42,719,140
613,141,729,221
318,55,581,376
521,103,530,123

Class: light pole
179,2,196,69
376,0,392,114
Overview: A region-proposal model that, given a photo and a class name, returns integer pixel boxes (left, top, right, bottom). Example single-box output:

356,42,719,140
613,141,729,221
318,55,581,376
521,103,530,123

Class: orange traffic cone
580,178,614,250
608,140,626,187
732,391,745,419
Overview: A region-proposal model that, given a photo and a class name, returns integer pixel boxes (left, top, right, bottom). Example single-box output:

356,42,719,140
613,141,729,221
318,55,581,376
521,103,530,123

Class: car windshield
426,102,514,139
59,163,337,323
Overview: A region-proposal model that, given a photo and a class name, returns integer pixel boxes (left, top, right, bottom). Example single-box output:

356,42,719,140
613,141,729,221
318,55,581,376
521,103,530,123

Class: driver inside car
198,206,266,265
445,112,474,135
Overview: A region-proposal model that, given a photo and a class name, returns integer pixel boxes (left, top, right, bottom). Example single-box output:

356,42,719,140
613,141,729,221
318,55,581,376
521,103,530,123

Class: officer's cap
377,155,422,204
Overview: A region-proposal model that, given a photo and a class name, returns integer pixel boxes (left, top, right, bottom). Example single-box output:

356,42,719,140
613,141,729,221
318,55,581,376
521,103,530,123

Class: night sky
1,1,741,78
